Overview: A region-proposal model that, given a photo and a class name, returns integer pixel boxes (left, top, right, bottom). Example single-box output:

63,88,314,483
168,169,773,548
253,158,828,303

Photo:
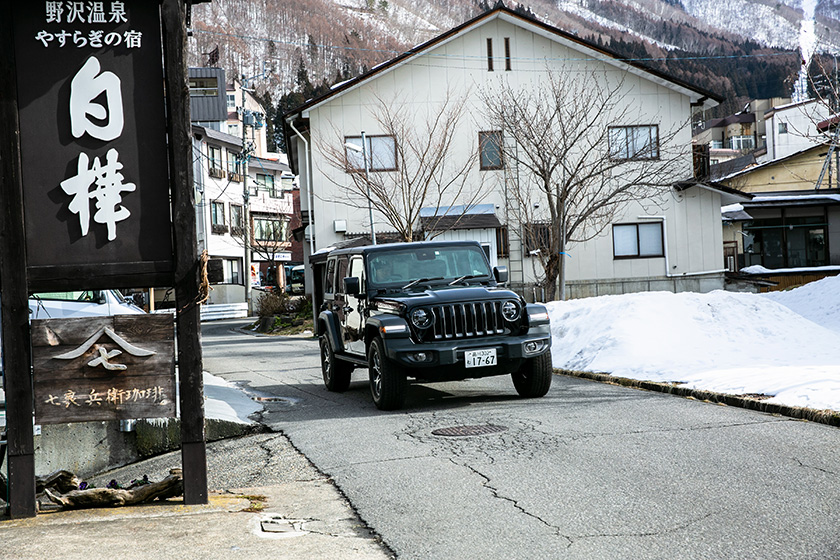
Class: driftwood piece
36,470,82,494
44,469,183,510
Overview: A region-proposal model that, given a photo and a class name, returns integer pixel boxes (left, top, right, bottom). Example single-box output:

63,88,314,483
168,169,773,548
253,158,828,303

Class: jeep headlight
410,307,433,329
501,300,520,322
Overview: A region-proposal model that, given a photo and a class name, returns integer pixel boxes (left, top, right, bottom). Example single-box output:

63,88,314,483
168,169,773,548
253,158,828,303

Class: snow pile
547,276,840,411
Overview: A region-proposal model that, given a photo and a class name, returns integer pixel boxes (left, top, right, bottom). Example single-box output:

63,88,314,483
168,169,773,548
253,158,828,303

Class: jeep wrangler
317,240,553,410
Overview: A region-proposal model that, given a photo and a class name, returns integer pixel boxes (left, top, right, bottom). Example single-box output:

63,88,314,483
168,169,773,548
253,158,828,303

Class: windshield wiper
448,274,484,286
402,277,444,290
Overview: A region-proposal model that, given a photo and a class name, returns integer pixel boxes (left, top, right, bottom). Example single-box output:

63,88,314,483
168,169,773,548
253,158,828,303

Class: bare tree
482,66,690,301
320,91,487,242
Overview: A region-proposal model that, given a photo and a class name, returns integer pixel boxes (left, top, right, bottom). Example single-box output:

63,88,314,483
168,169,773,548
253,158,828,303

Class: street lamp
344,131,376,245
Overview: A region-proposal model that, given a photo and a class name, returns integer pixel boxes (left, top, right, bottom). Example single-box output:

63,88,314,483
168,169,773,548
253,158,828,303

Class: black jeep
317,240,553,410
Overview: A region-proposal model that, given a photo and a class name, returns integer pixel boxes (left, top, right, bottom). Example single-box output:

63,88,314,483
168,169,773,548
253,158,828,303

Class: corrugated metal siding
189,67,227,122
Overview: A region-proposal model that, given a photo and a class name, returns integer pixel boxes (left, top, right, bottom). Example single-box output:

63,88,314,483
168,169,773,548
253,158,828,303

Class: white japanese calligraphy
69,55,123,141
109,1,127,23
66,1,85,23
60,148,135,241
46,1,64,23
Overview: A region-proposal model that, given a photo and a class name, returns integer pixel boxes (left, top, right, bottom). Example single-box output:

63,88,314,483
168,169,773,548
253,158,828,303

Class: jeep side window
348,256,365,291
324,259,336,295
335,256,349,294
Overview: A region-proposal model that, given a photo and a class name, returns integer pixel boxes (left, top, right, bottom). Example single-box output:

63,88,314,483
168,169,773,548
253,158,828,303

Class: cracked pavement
196,319,840,559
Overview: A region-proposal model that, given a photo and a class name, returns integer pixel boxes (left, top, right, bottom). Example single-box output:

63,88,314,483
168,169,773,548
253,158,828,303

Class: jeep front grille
430,301,507,339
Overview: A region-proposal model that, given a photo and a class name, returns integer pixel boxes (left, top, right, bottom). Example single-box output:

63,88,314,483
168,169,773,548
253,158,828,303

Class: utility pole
239,63,269,314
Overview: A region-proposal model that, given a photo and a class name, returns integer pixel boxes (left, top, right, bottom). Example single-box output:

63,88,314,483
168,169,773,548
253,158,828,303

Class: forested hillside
187,0,836,151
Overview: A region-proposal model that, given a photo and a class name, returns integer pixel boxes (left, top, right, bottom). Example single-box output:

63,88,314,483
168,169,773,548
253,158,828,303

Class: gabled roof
283,5,721,123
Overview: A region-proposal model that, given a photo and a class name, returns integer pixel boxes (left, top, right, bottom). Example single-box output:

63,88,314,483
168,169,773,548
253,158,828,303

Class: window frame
612,222,664,259
253,216,286,242
344,135,398,172
608,125,660,161
210,200,226,226
188,76,218,97
479,130,504,170
486,38,494,71
256,173,276,197
504,37,511,71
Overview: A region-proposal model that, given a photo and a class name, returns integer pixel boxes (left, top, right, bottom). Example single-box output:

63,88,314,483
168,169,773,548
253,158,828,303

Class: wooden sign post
0,0,207,517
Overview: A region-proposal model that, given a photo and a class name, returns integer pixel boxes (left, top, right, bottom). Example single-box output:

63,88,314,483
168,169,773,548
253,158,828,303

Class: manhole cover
431,424,508,437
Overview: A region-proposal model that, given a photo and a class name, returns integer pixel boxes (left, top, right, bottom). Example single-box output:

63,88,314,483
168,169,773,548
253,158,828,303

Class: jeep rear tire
320,335,353,392
512,352,553,398
368,337,407,410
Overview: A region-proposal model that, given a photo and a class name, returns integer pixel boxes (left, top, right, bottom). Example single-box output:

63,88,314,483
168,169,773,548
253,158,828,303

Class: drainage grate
431,424,508,437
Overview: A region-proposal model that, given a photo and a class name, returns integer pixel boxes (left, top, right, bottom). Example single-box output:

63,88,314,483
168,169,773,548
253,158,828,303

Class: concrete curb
558,369,840,428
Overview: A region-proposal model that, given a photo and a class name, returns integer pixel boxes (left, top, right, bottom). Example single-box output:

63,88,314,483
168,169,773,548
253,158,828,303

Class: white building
762,99,831,162
284,6,743,299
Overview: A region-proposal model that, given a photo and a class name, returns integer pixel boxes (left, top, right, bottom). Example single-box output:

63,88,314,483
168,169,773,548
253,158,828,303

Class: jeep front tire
320,335,353,392
512,352,553,398
368,337,407,410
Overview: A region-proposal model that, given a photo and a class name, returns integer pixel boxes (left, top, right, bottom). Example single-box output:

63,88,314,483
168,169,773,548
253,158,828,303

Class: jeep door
341,255,367,355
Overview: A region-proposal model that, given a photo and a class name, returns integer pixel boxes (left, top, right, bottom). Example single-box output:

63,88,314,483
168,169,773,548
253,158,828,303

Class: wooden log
35,470,81,495
44,469,183,510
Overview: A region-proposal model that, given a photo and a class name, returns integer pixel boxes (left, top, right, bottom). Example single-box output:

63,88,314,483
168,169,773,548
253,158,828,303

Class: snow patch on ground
547,275,840,412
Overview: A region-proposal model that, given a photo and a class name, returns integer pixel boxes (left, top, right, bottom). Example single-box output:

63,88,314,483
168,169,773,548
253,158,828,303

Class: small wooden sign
32,314,176,425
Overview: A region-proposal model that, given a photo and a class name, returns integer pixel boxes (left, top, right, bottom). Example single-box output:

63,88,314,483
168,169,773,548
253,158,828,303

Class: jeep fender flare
318,310,344,353
364,314,411,350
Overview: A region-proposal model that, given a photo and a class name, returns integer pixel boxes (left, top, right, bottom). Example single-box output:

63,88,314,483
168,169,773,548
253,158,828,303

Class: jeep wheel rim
322,340,332,382
371,349,382,399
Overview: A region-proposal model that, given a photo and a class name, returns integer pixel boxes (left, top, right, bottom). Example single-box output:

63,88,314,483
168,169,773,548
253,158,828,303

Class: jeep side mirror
344,276,360,295
493,266,508,284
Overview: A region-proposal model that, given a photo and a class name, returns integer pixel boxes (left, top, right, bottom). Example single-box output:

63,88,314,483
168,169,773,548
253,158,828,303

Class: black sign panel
13,1,174,290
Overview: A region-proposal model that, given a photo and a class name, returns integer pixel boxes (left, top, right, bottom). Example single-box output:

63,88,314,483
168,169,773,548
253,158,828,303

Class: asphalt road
202,319,840,560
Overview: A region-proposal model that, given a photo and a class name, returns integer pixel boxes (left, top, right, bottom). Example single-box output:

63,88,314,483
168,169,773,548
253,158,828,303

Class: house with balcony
718,142,840,289
189,67,296,312
283,5,744,300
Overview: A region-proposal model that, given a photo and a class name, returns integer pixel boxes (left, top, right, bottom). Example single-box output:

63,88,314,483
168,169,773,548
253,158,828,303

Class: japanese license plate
465,348,497,368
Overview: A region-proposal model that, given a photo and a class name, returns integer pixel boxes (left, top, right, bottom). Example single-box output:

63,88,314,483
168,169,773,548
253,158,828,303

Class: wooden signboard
32,314,175,424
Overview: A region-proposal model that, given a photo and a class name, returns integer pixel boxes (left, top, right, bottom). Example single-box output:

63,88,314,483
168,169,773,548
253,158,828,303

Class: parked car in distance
28,290,145,319
317,240,553,410
287,264,305,295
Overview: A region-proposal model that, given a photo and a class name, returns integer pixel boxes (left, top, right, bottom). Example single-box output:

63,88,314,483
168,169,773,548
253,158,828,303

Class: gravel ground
88,432,324,491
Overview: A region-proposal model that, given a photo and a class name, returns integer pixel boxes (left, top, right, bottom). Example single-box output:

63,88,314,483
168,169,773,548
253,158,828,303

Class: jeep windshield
367,245,493,289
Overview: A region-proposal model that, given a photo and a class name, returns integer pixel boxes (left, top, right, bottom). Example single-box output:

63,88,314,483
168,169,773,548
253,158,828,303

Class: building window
344,135,398,172
230,204,243,236
504,37,511,71
487,38,494,71
208,144,224,178
496,226,509,258
189,76,218,97
253,217,286,242
726,135,755,151
523,223,551,255
743,210,828,269
778,122,788,134
225,258,241,284
613,222,664,258
479,131,504,170
609,125,659,160
227,151,242,181
227,93,236,111
211,201,228,234
255,173,276,197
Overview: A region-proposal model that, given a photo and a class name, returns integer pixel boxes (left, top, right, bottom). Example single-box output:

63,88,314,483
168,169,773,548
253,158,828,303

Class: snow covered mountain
187,0,840,145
